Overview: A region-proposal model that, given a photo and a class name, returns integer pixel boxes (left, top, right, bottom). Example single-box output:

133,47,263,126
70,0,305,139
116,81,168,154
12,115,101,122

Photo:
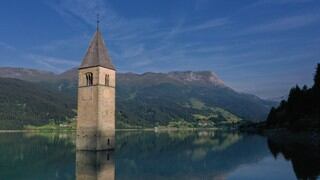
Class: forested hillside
266,64,320,130
116,71,274,127
0,67,275,129
0,78,75,129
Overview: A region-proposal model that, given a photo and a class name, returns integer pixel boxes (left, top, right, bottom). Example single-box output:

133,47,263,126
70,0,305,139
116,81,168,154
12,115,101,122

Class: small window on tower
105,74,110,86
85,72,93,86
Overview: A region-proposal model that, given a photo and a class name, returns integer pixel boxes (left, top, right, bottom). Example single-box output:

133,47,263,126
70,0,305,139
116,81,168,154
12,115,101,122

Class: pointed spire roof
79,28,115,70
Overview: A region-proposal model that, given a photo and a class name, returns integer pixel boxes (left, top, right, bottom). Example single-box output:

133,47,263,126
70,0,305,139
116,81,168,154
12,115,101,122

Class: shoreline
0,127,220,133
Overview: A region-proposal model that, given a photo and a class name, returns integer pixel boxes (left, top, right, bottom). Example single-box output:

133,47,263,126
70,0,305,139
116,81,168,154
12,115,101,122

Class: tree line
266,64,320,130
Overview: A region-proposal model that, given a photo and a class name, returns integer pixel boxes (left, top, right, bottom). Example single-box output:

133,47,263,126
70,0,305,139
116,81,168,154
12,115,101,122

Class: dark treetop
266,63,320,131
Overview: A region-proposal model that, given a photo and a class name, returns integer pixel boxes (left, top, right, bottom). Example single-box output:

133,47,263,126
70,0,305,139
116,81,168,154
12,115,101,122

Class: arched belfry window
85,72,93,86
105,74,110,86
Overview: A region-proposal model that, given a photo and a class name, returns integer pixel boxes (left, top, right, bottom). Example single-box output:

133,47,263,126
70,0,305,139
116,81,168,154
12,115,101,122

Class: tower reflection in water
76,150,115,180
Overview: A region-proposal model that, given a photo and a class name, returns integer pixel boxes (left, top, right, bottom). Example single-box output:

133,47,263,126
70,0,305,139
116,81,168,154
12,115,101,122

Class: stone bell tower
76,20,116,151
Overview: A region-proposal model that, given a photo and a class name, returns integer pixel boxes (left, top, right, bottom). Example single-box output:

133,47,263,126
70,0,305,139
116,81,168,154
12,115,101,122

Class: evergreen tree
313,63,320,90
302,85,308,92
265,63,320,131
313,63,320,116
266,107,277,126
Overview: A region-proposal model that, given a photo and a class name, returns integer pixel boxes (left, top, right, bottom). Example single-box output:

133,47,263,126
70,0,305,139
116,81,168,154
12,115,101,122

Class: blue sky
0,0,319,99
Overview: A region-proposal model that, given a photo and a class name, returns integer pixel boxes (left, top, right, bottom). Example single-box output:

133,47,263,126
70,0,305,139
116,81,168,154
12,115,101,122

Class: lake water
0,131,319,180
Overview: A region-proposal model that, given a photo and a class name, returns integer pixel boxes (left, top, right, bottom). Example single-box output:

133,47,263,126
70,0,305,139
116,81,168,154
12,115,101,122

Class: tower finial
96,13,100,31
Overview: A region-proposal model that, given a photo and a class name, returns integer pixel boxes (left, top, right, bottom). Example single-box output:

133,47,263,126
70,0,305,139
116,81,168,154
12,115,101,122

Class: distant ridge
0,67,56,81
0,67,226,87
0,67,276,128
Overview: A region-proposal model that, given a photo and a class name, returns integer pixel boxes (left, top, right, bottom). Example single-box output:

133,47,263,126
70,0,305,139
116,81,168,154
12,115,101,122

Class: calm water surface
0,131,319,180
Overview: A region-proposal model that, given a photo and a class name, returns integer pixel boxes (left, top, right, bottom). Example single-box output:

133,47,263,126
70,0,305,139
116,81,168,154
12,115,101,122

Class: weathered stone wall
77,66,116,150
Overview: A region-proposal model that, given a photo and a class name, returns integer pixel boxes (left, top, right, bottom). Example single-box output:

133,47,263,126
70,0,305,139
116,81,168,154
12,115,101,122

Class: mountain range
0,67,276,129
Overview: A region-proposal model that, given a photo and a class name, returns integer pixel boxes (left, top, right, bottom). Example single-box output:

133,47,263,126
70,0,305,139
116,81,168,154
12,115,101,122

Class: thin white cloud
43,0,231,73
255,0,314,5
182,18,229,32
241,14,320,34
245,0,315,8
33,35,89,53
27,54,79,72
44,0,167,65
0,42,16,51
46,0,160,35
190,46,229,53
45,0,110,28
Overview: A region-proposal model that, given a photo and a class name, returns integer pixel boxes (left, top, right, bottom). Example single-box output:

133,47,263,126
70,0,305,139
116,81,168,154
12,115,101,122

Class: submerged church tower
76,20,116,150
